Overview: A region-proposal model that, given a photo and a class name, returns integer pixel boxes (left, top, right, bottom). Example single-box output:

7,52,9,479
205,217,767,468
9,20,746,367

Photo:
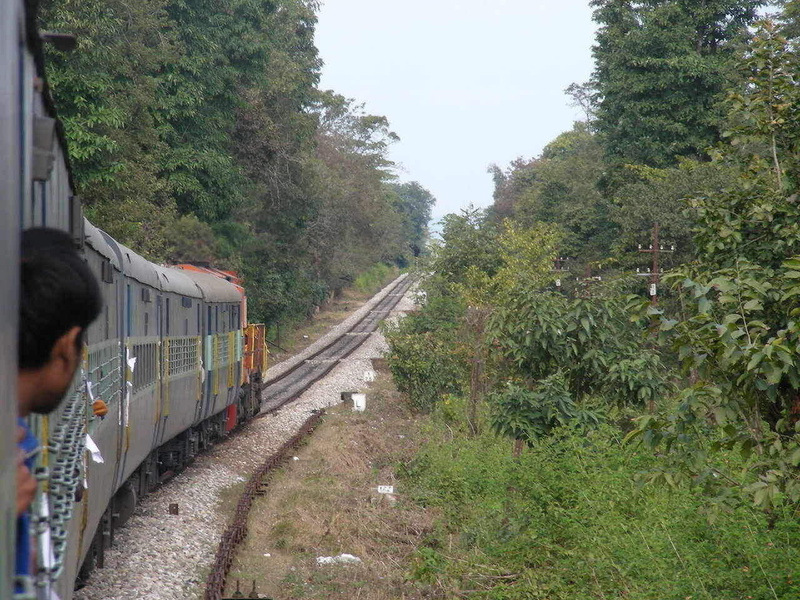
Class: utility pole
578,262,602,298
637,223,674,304
552,256,569,293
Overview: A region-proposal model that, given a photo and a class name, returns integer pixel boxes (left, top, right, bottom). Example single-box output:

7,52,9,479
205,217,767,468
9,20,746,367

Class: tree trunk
466,306,490,436
468,341,483,435
513,438,524,458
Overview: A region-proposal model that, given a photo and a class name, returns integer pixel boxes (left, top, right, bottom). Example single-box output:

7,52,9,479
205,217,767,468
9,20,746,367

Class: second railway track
204,273,414,600
259,273,414,414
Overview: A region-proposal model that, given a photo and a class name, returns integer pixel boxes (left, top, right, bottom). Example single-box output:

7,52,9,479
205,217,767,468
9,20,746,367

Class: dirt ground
222,361,437,600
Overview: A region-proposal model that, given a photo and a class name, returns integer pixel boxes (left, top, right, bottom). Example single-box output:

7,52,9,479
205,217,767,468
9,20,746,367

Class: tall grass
353,263,396,294
403,421,800,599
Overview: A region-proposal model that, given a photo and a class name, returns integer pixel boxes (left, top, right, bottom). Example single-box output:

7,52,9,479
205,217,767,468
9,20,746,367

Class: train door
156,295,166,444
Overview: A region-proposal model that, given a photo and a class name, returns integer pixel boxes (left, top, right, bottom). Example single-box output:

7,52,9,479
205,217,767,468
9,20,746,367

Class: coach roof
155,265,203,298
109,239,160,289
84,220,120,269
178,269,243,303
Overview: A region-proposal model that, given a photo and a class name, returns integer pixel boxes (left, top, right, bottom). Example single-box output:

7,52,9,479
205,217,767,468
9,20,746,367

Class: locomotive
1,1,269,598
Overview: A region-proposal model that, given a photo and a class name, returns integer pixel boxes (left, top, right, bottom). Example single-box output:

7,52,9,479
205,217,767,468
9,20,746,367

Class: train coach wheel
113,481,137,529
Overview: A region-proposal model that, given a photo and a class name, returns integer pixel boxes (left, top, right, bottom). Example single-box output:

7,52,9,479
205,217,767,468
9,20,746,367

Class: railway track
205,274,414,600
259,273,414,414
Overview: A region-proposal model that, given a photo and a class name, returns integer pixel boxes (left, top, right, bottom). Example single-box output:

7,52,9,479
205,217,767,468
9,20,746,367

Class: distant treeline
39,0,434,326
490,0,773,272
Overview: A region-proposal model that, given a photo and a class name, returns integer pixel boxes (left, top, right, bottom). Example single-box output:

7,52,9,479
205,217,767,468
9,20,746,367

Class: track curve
259,274,414,414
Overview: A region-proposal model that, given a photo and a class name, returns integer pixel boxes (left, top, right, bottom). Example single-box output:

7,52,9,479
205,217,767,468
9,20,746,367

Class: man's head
18,228,102,416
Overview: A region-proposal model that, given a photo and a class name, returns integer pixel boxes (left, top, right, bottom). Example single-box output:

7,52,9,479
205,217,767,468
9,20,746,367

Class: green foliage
627,21,800,512
353,263,395,294
386,328,466,413
590,0,764,168
722,20,800,192
163,215,219,264
429,208,503,291
427,208,560,307
490,123,615,262
489,374,591,445
304,94,412,295
609,160,737,263
388,181,436,257
628,257,800,511
385,292,469,412
40,0,180,258
489,289,669,406
40,0,433,327
404,424,800,599
491,221,562,301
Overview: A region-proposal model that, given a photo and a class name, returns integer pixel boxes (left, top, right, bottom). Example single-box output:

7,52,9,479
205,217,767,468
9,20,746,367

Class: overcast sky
314,0,598,224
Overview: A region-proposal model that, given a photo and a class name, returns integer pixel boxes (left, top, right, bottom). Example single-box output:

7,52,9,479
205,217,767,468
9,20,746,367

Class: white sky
314,0,598,224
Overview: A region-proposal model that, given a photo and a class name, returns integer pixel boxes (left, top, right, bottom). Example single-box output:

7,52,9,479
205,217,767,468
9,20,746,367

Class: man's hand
16,427,37,516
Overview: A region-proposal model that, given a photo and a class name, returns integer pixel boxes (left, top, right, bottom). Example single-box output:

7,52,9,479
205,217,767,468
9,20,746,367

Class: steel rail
203,274,413,599
260,274,411,389
203,410,324,600
258,274,414,415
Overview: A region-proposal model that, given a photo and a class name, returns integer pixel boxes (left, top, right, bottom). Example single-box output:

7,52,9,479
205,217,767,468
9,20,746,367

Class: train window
132,342,157,392
215,307,219,332
184,318,188,336
144,312,149,336
218,332,230,366
197,304,201,332
207,306,212,334
88,344,121,407
168,337,199,376
166,298,171,336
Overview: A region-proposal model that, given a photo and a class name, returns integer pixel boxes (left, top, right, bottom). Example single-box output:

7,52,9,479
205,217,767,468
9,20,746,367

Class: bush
386,329,466,412
489,375,577,445
403,424,800,599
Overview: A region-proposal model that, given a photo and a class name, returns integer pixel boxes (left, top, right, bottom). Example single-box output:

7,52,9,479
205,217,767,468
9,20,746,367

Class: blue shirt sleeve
15,418,39,586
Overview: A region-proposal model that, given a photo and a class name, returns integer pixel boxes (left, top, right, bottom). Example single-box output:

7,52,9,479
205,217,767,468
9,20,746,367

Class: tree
590,0,764,168
489,287,667,409
41,0,432,328
389,181,436,257
302,93,408,294
430,207,503,292
490,123,614,263
609,159,737,262
630,22,800,513
40,0,181,258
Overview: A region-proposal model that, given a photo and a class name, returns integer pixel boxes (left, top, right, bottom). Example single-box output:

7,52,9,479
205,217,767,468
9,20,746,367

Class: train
1,1,269,598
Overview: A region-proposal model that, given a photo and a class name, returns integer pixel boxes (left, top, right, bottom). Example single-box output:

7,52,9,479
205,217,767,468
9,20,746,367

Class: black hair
19,228,102,369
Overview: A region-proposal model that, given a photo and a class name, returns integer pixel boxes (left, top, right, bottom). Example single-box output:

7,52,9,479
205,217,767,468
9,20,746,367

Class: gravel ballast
74,276,415,600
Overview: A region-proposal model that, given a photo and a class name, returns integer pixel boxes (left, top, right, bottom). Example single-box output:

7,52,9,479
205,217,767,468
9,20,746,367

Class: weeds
354,263,397,294
402,421,800,599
